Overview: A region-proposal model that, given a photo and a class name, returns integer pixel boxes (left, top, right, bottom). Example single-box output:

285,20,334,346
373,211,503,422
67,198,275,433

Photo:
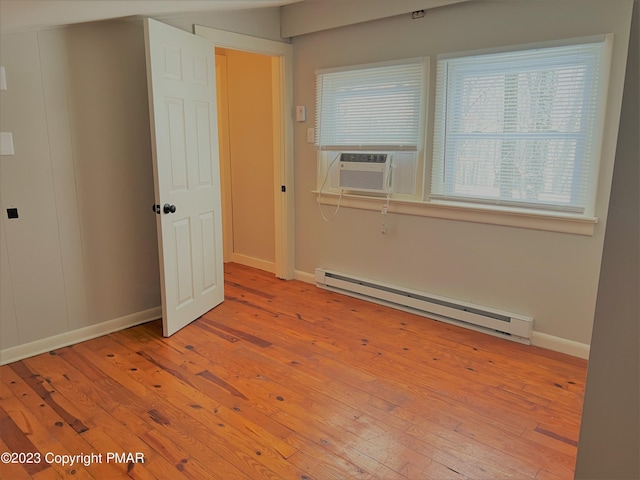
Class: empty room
0,0,638,479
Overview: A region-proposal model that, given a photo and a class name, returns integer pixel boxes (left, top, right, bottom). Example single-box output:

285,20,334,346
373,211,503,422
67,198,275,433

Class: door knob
163,203,176,214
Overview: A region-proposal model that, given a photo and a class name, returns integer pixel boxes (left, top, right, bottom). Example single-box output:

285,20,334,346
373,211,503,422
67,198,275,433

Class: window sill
314,191,598,236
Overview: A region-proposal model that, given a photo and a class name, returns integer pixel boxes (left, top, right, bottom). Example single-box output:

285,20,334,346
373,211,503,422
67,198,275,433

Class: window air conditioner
338,153,390,193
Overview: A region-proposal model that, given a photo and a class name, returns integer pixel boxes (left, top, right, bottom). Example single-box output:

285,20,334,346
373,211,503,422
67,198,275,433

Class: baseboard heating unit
315,268,533,344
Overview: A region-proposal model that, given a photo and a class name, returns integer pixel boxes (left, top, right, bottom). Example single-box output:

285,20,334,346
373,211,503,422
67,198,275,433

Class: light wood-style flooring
0,263,587,479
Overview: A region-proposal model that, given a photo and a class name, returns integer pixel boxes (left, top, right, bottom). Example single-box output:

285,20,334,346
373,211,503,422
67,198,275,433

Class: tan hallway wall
216,48,275,271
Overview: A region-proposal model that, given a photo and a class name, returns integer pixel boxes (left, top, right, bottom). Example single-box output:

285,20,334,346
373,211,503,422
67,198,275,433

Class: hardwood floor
0,263,587,479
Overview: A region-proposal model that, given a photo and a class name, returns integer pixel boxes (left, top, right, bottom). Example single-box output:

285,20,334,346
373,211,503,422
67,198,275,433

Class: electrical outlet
0,132,14,155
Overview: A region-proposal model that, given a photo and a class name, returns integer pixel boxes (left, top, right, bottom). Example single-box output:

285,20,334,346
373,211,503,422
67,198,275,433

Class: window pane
431,39,608,214
316,62,424,149
452,67,592,135
445,136,581,209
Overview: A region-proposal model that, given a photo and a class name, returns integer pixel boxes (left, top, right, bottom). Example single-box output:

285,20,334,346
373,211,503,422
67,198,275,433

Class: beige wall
0,23,160,349
292,0,633,348
0,8,285,359
0,20,159,354
43,23,161,323
281,0,468,37
575,2,640,476
0,2,638,474
0,31,70,346
223,48,276,267
156,7,283,41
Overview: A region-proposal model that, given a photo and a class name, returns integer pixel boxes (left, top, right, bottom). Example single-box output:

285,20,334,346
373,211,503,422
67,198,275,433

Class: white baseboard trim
0,306,162,366
294,270,591,359
532,331,590,359
294,269,315,284
232,254,275,274
0,296,590,365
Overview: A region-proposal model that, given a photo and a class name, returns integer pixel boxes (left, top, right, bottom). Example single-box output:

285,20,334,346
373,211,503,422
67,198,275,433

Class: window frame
313,35,613,236
429,35,612,218
314,58,429,198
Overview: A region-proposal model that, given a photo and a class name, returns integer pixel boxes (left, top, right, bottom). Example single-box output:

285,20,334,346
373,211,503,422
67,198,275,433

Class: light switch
0,67,6,91
0,132,14,155
296,105,306,122
306,128,315,143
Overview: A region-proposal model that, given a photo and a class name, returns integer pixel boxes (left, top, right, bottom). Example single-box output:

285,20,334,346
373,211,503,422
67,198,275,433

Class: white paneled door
144,18,224,336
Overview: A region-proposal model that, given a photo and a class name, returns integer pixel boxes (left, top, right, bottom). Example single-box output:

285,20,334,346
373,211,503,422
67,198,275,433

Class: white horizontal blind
315,61,424,150
431,39,609,214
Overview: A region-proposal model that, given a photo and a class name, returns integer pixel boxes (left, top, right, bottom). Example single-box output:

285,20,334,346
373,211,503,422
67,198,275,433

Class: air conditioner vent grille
338,152,390,193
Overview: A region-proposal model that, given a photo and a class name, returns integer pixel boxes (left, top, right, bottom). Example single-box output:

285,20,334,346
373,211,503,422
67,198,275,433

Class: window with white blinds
430,37,611,215
315,60,425,150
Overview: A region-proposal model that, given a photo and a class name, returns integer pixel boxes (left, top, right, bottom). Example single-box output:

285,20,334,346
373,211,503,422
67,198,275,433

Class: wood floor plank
207,343,514,478
125,337,290,434
0,263,587,479
20,353,172,480
0,408,48,479
219,276,546,429
108,334,301,465
453,418,577,479
285,449,354,480
535,467,571,480
51,344,246,479
0,370,96,480
138,426,250,480
210,292,536,446
67,340,297,480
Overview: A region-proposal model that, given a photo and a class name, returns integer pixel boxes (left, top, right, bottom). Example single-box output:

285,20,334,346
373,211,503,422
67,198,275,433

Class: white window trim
314,190,598,235
313,35,613,236
430,34,612,217
315,57,429,196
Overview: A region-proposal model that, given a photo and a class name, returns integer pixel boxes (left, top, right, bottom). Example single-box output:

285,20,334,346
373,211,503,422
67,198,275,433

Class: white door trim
194,25,295,280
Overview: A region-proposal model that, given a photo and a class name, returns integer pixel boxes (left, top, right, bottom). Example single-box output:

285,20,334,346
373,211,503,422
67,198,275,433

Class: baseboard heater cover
315,268,533,344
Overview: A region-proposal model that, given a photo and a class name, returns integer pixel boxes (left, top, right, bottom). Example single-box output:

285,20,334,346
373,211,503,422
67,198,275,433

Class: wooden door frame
214,52,234,265
194,25,294,280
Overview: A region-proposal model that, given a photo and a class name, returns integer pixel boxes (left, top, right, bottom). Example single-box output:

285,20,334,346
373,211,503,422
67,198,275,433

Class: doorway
195,25,294,280
216,48,276,273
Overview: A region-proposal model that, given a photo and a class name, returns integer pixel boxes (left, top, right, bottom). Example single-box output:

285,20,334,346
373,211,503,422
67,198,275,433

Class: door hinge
281,185,286,193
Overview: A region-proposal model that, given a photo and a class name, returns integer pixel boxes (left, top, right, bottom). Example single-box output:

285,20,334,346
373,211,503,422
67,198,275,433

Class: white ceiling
0,0,304,34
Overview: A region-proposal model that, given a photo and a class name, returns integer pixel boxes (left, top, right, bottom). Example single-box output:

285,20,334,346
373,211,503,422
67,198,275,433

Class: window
315,59,427,195
315,59,425,150
313,36,613,234
430,37,611,216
